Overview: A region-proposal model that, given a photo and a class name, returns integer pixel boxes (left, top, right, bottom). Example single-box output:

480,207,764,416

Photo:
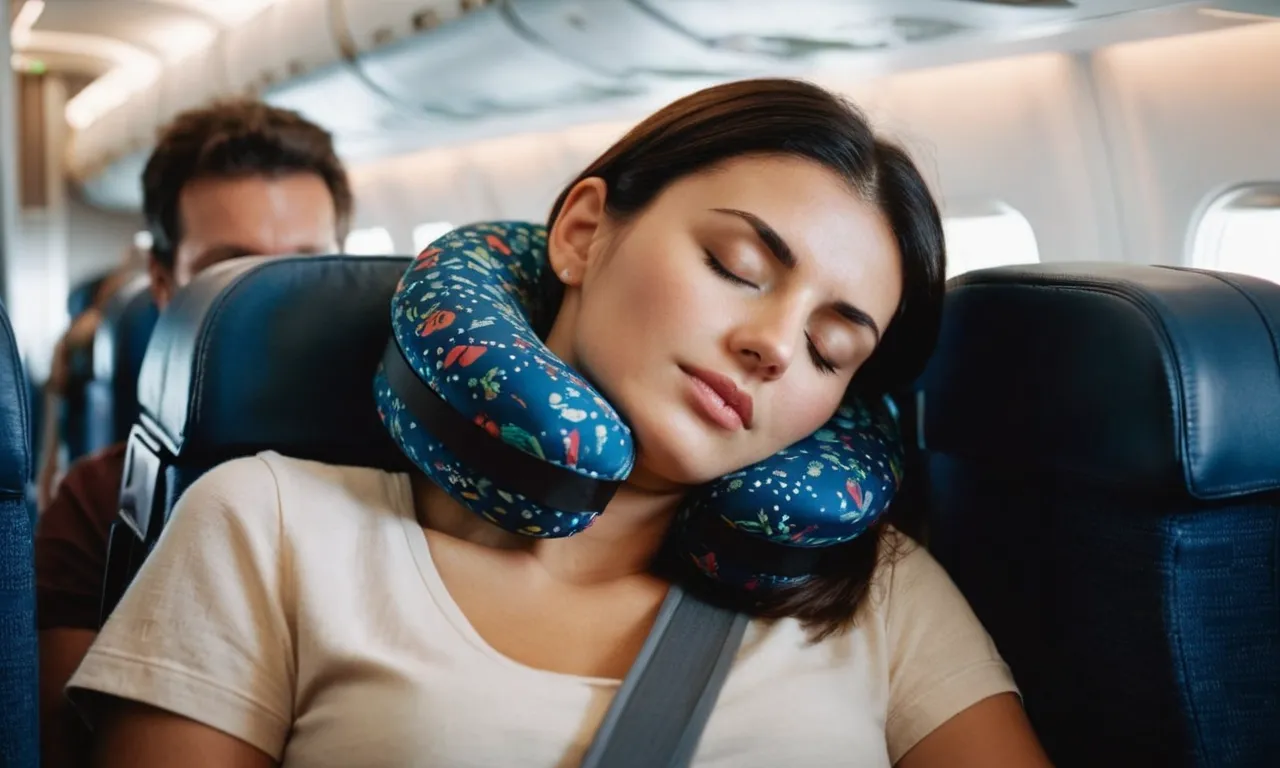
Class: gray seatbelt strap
579,585,749,768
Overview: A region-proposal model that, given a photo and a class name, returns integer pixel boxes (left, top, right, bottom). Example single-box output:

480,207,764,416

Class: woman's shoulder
195,450,402,493
868,526,928,599
741,528,940,649
866,526,980,626
877,525,923,559
177,451,411,532
256,450,404,493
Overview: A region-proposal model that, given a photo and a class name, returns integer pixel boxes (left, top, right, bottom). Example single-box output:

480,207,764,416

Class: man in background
35,99,354,767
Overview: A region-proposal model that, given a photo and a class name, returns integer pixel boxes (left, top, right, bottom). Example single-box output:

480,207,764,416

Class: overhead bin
338,2,640,119
224,0,343,98
156,47,227,130
65,0,1223,212
620,0,970,57
494,0,775,80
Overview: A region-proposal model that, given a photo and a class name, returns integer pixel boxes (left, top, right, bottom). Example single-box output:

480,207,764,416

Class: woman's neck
411,471,686,586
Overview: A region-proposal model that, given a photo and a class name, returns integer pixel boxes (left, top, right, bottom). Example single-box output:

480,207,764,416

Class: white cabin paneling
1091,22,1280,266
351,52,1125,266
823,52,1125,264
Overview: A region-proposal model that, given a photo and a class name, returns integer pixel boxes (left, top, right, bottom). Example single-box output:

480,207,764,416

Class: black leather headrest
917,264,1280,501
0,304,31,498
92,274,160,445
136,255,412,470
93,274,158,382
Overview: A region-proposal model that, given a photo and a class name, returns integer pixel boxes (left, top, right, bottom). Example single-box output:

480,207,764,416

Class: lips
682,365,754,430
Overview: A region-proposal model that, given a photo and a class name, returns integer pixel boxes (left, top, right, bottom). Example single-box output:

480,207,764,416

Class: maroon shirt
34,443,126,630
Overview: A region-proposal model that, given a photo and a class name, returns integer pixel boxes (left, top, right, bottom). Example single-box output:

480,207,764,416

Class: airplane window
1191,185,1280,284
942,205,1040,279
413,221,456,253
344,227,396,256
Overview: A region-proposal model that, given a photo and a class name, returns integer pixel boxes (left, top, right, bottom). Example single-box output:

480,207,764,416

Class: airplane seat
60,274,112,462
99,255,411,624
915,263,1280,768
61,340,96,463
25,373,42,509
82,275,158,458
0,302,38,766
883,388,929,541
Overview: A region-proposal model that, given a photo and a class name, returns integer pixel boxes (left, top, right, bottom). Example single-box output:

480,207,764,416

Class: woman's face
546,155,902,489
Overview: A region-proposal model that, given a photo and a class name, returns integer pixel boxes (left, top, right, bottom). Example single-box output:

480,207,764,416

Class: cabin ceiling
8,0,1279,211
11,0,1257,79
10,1,267,76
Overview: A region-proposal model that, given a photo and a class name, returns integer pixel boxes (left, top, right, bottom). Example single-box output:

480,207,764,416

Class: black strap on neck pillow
382,339,622,515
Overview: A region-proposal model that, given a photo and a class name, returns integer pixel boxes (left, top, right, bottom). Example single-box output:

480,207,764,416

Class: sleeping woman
68,78,1052,768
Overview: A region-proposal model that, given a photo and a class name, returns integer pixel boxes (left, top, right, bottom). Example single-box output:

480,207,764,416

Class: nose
730,302,805,381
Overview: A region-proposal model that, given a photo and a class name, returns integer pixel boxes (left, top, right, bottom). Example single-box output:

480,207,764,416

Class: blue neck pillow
374,221,904,590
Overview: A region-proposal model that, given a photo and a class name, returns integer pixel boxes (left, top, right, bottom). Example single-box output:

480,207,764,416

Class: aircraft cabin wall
822,52,1125,268
345,22,1279,281
40,19,1280,354
9,74,140,379
1090,22,1280,268
66,197,140,285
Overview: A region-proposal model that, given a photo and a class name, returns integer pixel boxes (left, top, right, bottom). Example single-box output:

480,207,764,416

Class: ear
547,177,608,287
147,252,175,310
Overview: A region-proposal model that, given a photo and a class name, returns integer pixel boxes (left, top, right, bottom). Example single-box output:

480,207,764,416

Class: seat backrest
100,255,411,623
916,264,1280,768
0,301,37,767
81,275,158,456
61,274,114,461
61,334,96,463
25,372,42,500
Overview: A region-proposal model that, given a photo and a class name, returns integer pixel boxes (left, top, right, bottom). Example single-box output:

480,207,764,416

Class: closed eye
806,333,838,374
707,247,838,374
704,249,757,288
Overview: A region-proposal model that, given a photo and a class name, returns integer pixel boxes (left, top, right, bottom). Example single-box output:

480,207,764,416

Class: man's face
149,172,339,308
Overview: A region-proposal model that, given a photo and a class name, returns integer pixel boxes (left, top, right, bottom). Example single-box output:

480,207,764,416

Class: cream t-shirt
68,452,1016,767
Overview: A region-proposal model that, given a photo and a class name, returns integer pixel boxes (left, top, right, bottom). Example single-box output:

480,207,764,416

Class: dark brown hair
142,99,353,270
549,78,947,640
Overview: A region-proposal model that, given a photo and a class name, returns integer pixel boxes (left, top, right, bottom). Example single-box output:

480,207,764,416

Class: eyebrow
833,302,882,343
713,207,795,268
710,207,882,342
